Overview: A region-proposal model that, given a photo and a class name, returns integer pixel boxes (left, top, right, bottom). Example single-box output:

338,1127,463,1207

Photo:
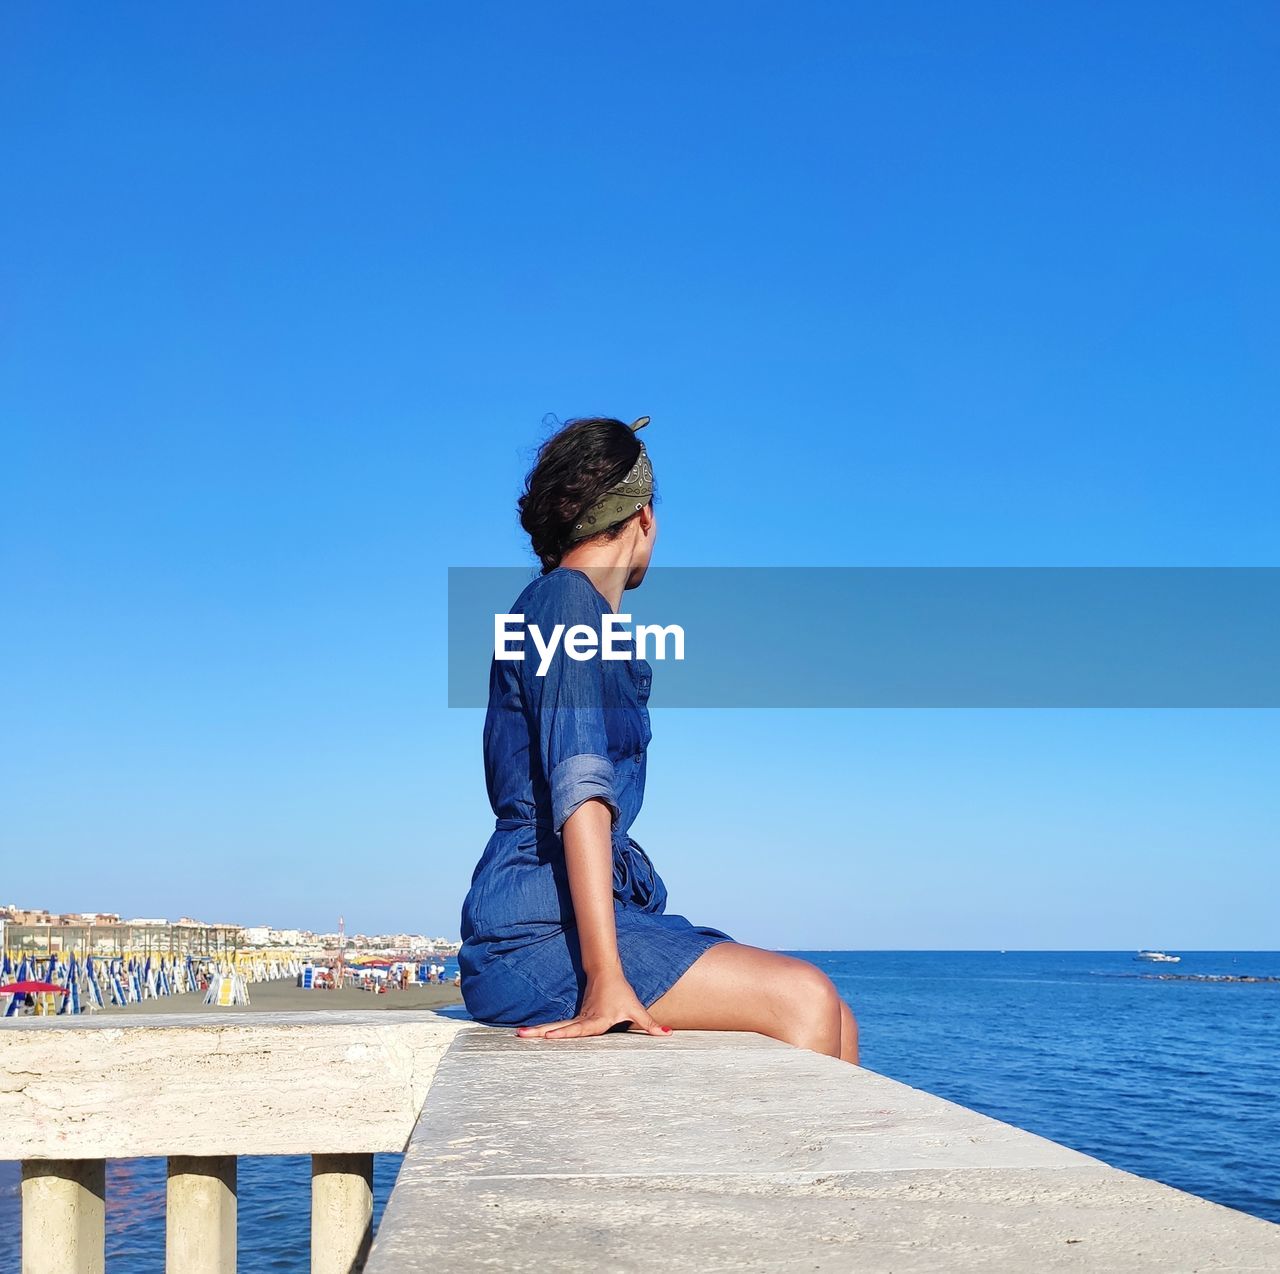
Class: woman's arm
515,796,670,1039
563,796,623,976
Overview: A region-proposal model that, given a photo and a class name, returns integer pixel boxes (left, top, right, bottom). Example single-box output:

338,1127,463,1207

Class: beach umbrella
204,965,251,1007
85,956,106,1010
4,959,36,1015
60,955,79,1015
109,961,128,1006
1,980,69,1017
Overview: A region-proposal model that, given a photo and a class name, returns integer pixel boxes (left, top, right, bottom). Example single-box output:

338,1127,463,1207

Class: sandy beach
91,977,465,1017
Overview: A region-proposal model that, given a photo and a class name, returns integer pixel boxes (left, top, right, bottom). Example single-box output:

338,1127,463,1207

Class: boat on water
1135,950,1182,963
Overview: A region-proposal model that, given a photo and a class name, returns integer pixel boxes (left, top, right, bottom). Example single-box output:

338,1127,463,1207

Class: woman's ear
639,503,656,535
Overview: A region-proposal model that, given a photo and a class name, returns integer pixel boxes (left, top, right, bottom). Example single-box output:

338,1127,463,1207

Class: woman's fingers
514,1007,673,1041
514,1018,575,1038
543,1014,670,1039
516,1015,609,1039
635,1011,670,1037
541,1016,611,1039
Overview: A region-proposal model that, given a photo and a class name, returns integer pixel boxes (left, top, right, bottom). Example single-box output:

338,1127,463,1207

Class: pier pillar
20,1159,106,1274
311,1153,374,1274
166,1155,236,1274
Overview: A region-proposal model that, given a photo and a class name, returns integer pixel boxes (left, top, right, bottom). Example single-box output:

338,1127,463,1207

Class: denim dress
458,567,735,1026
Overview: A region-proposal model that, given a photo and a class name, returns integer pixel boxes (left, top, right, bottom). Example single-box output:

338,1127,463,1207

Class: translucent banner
448,567,1280,708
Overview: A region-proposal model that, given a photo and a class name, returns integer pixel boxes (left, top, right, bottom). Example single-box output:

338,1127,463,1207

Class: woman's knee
773,959,842,1052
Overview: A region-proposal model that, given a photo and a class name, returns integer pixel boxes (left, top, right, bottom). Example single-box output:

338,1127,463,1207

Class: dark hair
518,416,645,574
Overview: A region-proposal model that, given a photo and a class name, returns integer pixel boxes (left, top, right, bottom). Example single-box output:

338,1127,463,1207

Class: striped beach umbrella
84,956,105,1010
109,960,128,1006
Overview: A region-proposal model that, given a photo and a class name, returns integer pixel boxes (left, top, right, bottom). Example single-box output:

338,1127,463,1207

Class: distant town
0,903,460,959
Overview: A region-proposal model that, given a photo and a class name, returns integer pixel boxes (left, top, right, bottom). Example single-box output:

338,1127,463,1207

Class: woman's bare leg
838,995,859,1065
644,942,855,1062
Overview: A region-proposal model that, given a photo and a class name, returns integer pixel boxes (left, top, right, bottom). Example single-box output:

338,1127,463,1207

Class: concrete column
166,1155,236,1274
20,1159,106,1274
311,1153,374,1274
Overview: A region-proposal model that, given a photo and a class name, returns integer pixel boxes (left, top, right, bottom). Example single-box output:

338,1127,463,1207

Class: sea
3,950,1278,1270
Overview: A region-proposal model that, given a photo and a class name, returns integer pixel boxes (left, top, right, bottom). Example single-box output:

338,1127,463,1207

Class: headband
565,417,655,543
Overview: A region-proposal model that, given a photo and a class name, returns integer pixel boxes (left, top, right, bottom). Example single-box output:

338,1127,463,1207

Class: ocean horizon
4,949,1277,1269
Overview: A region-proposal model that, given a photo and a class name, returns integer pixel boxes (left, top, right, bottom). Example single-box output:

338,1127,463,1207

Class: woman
458,416,858,1063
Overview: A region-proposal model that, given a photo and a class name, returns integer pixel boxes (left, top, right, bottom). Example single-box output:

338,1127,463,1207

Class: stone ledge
0,1011,470,1159
392,1026,1095,1177
367,1167,1280,1273
445,1025,794,1054
367,1026,1280,1273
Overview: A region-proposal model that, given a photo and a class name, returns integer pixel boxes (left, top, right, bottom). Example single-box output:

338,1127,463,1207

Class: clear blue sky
2,4,1276,946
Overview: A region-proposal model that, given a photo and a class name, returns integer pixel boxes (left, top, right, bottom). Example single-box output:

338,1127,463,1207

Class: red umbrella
0,981,69,995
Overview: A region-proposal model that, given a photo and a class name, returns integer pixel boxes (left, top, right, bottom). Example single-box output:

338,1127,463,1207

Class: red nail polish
662,1026,672,1033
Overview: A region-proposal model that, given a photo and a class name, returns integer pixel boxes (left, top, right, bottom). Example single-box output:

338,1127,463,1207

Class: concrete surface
311,1153,374,1274
7,1011,1279,1270
367,1026,1280,1273
165,1156,236,1274
20,1160,105,1274
0,1010,464,1158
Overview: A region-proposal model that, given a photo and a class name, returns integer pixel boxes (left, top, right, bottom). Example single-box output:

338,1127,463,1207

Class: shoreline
84,977,465,1016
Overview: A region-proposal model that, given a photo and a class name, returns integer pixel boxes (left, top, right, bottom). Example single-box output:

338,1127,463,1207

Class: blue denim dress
459,567,735,1026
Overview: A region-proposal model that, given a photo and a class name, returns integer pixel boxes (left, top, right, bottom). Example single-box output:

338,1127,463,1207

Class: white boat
1135,950,1181,963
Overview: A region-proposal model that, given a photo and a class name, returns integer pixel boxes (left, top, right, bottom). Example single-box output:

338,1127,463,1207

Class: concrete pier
367,1027,1280,1272
4,1011,1279,1271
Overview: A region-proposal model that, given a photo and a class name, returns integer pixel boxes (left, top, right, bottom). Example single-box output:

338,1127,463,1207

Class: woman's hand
515,967,671,1040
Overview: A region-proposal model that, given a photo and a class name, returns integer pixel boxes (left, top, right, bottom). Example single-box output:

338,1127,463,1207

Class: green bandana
565,416,654,543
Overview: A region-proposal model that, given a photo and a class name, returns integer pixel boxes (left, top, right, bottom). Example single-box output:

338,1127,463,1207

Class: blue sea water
2,950,1277,1270
807,950,1280,1224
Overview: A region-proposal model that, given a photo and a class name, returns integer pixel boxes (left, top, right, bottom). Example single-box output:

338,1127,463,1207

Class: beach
88,976,465,1016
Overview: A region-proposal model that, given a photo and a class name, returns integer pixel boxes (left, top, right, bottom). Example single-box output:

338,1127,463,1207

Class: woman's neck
558,542,633,610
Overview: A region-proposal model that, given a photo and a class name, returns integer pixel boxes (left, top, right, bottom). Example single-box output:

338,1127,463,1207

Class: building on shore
1,904,460,962
2,918,244,961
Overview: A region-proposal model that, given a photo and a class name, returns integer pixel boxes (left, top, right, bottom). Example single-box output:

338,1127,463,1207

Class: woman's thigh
644,941,842,1047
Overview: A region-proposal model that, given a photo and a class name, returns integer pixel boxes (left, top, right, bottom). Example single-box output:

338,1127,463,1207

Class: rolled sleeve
550,752,620,835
